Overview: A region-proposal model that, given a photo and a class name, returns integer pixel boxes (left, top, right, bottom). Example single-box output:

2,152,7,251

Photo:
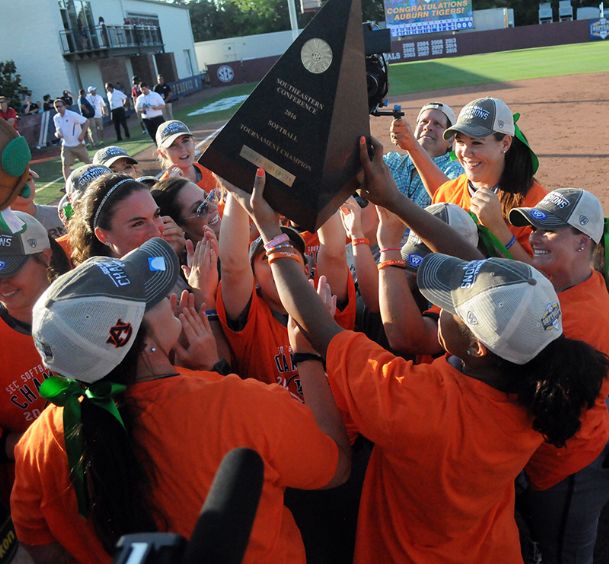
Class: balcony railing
59,24,163,56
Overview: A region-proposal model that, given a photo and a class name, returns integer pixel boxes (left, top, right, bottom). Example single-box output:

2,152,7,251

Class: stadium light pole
287,0,299,41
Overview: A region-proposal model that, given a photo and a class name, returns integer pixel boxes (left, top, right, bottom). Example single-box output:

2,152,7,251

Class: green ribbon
39,376,127,516
468,211,514,260
513,112,539,175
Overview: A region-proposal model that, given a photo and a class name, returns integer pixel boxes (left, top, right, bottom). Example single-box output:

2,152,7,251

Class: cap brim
509,208,569,231
121,238,179,308
158,132,192,149
0,255,28,278
417,253,468,314
443,124,495,140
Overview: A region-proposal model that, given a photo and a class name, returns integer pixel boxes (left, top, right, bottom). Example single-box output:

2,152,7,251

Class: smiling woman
155,120,218,193
68,174,186,265
152,177,222,241
0,212,69,506
433,97,547,263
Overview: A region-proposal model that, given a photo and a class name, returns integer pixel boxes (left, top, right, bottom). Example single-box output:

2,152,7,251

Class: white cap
417,102,457,128
87,86,96,93
417,254,562,365
33,238,179,383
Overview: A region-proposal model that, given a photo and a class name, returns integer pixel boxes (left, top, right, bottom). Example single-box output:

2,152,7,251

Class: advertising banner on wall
384,0,474,37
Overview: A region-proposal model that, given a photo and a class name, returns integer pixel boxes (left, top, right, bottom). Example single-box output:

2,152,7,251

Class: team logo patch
0,260,5,271
530,209,547,220
579,215,589,226
466,311,478,325
407,254,423,268
541,302,561,331
107,319,133,348
148,256,166,272
27,238,38,249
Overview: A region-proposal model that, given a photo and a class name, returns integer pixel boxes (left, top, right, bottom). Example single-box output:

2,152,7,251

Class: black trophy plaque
198,0,370,231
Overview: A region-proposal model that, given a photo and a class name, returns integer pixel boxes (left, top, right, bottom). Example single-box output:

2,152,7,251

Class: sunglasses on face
186,189,221,219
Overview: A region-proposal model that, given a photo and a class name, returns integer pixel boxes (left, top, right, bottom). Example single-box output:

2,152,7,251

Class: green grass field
34,41,609,204
388,41,609,94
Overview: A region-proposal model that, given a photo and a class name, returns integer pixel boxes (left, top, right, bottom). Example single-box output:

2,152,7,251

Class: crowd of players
0,94,608,564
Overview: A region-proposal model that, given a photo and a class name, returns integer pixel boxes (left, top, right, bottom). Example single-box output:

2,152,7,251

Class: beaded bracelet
378,259,406,271
504,235,517,250
266,242,295,255
351,237,369,247
264,233,289,252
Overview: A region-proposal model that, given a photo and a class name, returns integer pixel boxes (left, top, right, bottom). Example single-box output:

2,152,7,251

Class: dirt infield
370,72,609,211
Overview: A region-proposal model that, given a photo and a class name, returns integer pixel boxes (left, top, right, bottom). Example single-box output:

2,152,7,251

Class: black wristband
212,358,232,376
293,352,324,366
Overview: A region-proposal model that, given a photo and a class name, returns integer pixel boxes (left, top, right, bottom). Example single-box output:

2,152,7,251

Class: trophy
199,0,370,231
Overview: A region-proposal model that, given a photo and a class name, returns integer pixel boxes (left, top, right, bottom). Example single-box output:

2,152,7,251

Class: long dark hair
68,174,149,265
150,177,189,225
78,325,162,552
497,336,608,447
496,134,535,219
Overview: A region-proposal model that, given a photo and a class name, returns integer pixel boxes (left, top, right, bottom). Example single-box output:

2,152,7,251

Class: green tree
0,61,29,108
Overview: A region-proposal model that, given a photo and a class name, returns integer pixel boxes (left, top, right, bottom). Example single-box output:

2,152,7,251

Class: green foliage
0,61,29,108
187,0,387,41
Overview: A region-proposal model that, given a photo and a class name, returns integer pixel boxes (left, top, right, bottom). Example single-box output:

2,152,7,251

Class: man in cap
85,86,108,146
384,101,463,208
52,98,91,180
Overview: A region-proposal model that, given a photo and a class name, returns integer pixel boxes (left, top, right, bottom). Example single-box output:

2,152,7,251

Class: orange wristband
378,259,406,271
268,252,303,265
351,237,369,247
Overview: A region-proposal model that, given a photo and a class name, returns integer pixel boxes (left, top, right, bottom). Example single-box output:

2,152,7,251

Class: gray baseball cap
65,164,112,201
401,203,478,271
510,188,604,244
444,97,515,139
417,254,562,365
93,146,138,168
156,120,192,149
32,238,179,383
0,211,50,277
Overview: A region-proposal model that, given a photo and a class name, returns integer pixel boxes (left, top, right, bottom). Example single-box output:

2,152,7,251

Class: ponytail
513,336,609,447
78,327,163,552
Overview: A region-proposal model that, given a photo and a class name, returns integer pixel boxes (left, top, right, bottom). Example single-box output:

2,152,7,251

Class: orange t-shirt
433,175,547,255
217,281,355,401
159,162,216,192
0,313,51,504
326,331,543,564
525,271,609,490
11,372,338,563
